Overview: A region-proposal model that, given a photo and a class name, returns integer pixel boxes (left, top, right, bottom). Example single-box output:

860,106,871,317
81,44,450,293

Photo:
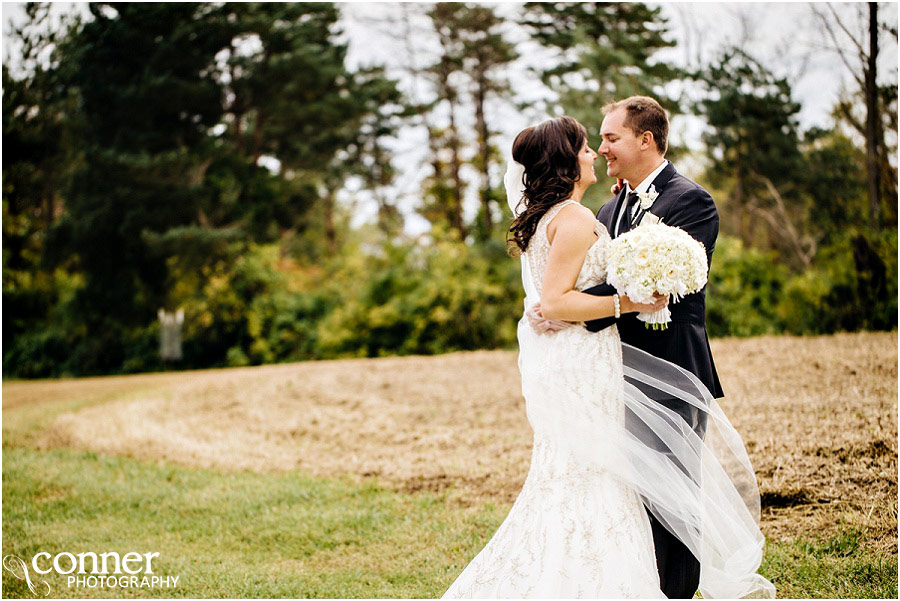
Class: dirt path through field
7,331,897,553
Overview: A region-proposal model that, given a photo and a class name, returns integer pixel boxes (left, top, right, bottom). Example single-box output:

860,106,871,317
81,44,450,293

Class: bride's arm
540,206,666,321
539,208,619,322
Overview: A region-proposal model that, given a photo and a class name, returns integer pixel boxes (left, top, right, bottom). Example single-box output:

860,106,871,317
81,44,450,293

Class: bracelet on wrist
614,295,621,319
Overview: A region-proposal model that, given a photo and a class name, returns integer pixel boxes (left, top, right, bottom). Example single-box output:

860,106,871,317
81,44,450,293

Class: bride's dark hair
508,116,588,254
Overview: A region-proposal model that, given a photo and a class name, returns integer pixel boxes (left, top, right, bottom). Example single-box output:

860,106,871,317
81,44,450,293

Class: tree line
3,2,897,378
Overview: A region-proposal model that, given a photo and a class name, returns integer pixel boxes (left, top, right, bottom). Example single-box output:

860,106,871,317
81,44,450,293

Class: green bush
777,228,897,334
706,236,788,337
3,225,895,379
2,326,74,379
173,242,337,368
705,231,897,338
315,231,522,358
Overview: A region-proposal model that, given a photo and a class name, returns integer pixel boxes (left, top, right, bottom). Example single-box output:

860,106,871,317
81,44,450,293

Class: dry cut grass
4,331,897,557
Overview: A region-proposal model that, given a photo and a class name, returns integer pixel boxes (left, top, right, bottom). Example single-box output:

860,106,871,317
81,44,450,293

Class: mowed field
2,331,897,598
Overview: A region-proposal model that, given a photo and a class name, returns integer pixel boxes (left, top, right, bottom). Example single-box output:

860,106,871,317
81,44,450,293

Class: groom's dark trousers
585,162,724,599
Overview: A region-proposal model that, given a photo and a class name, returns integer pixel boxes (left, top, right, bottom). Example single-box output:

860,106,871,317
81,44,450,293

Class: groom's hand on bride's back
527,303,572,334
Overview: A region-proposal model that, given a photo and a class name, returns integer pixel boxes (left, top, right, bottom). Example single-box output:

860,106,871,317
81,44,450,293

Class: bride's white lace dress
443,200,665,598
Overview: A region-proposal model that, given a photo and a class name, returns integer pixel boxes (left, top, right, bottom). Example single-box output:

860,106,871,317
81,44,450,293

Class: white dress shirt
614,159,669,235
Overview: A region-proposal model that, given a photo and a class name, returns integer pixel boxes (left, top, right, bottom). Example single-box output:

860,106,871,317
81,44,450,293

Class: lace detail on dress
525,199,611,295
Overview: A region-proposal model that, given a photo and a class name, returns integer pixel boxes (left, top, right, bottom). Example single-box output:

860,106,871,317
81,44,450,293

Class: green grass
2,447,507,598
761,530,898,599
2,448,896,598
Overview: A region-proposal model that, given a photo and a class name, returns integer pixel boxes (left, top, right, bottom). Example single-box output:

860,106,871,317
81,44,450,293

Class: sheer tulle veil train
501,160,775,599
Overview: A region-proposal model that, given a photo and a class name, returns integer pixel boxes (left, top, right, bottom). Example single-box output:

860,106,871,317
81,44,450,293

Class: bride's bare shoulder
548,202,597,242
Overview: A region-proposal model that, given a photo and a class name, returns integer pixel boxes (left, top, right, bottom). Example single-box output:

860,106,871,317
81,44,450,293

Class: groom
593,96,722,599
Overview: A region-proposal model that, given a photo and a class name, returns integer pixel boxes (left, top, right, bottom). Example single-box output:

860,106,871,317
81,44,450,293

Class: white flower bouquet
606,222,708,329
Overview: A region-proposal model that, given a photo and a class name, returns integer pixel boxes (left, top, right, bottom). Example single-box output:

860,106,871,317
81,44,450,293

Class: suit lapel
642,162,678,223
629,162,678,229
651,161,677,191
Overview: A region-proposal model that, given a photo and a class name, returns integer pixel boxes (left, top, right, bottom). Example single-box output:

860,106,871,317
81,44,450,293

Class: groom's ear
640,131,658,153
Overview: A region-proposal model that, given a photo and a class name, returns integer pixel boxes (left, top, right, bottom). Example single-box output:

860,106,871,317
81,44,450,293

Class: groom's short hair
602,96,668,155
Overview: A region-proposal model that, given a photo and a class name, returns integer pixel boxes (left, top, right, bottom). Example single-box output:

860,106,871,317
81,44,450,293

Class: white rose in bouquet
606,222,708,329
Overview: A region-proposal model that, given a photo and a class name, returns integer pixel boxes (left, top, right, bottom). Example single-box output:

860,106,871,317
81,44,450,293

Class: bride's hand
610,178,624,195
621,293,669,314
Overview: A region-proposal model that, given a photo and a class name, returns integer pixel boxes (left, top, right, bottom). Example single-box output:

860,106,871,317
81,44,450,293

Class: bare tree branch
836,96,866,136
754,175,817,267
811,4,866,89
825,2,867,59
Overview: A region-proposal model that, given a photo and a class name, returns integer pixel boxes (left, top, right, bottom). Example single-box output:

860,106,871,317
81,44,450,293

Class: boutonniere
641,211,662,225
636,185,659,210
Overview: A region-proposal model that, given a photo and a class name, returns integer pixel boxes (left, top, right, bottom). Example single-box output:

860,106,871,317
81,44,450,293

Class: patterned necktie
618,191,639,236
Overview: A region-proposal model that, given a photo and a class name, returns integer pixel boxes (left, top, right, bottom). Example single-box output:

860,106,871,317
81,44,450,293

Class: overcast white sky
3,2,897,233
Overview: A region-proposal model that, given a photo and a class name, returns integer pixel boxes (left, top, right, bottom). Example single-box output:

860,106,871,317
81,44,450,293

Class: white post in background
158,309,184,362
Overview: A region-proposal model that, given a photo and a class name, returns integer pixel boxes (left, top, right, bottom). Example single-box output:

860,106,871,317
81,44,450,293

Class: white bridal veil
504,160,775,599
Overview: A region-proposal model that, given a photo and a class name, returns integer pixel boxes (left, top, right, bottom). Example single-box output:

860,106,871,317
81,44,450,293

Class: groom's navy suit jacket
586,162,724,400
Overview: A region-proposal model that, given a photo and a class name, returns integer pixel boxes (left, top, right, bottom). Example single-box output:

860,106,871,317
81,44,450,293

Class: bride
442,117,774,599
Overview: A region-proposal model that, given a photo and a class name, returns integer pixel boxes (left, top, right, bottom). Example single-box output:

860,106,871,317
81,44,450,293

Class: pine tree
2,3,81,354
423,3,468,240
35,2,403,373
693,48,812,267
455,4,517,240
521,2,681,124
